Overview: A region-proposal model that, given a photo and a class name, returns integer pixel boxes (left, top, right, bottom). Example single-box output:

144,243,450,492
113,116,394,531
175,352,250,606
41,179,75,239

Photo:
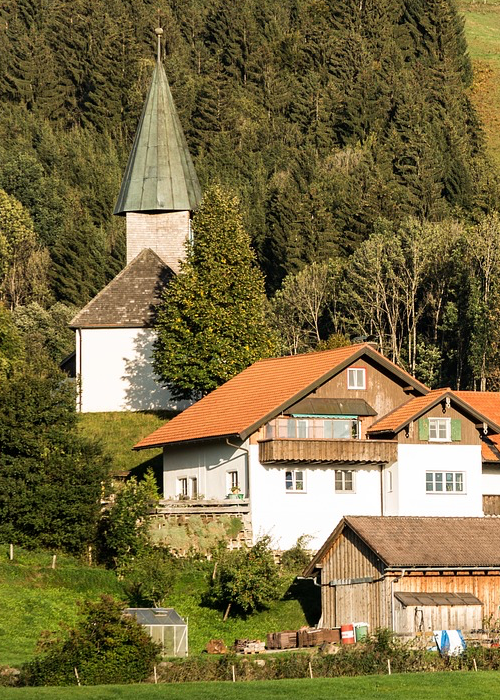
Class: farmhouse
135,343,500,550
303,516,500,638
70,29,201,412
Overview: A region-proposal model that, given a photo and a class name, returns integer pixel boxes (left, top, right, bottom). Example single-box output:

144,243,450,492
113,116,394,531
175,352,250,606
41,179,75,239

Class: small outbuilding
304,516,500,639
124,607,188,657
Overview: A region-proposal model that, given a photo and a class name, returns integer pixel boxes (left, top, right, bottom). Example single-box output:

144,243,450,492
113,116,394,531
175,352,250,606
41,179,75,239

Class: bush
120,547,177,607
206,536,281,620
22,595,160,686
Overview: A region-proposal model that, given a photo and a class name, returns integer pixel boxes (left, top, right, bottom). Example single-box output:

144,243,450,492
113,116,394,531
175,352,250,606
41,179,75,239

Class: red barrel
341,624,355,645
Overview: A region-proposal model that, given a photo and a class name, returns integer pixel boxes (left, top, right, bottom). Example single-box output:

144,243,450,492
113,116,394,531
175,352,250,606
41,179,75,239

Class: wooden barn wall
396,574,500,625
393,600,482,637
319,528,386,628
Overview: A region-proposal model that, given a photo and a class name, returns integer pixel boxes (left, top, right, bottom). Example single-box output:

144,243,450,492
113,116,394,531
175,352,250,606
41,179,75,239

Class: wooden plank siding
483,495,500,515
259,438,397,465
318,529,386,628
393,599,482,637
397,404,482,446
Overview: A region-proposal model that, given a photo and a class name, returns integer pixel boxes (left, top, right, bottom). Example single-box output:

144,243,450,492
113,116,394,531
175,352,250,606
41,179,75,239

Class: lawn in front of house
3,672,500,700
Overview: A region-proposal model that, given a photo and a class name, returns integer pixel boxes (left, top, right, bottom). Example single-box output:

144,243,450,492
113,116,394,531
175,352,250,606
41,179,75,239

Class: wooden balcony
258,438,397,465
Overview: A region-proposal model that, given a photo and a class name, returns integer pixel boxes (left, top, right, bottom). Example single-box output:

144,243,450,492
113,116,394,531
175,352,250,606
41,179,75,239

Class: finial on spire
155,26,163,63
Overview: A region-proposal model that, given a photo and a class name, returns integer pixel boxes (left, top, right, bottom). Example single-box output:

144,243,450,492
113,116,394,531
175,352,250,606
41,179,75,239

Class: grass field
462,3,500,165
0,547,125,667
2,672,500,699
77,411,167,479
0,547,317,666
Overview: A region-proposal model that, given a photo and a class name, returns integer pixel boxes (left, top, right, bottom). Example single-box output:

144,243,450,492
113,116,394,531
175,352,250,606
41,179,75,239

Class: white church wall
77,327,184,413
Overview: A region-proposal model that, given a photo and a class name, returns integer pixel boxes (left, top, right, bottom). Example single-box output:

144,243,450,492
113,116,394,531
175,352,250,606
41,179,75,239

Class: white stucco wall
392,444,483,516
248,445,382,550
77,327,185,413
163,441,247,500
482,465,500,495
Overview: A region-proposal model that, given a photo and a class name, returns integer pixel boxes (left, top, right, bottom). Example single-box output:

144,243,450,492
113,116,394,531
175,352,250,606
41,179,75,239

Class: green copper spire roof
114,41,202,215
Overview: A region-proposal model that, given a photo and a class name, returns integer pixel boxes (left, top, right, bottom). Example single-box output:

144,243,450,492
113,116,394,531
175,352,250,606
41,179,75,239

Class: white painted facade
483,465,500,496
385,444,483,517
162,438,487,550
76,327,185,413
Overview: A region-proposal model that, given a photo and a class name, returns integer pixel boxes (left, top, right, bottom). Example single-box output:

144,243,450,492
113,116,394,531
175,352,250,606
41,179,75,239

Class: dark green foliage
280,536,312,574
98,470,159,566
207,536,281,619
0,361,109,553
23,595,160,686
120,547,177,607
154,184,276,399
12,302,76,363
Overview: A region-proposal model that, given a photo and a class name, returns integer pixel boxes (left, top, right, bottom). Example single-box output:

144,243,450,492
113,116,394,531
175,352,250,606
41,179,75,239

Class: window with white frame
335,469,354,492
428,417,451,442
347,367,366,390
426,471,464,493
227,471,239,492
386,470,393,493
285,469,305,492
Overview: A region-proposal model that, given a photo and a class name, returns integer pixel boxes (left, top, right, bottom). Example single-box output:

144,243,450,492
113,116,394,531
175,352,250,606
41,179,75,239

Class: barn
303,516,500,638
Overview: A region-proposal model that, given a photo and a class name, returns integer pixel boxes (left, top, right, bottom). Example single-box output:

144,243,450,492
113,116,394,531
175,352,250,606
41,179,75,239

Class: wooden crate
266,631,298,649
298,628,341,647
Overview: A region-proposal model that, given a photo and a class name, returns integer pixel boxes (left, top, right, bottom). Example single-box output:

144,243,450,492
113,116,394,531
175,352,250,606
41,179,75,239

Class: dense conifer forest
1,0,500,388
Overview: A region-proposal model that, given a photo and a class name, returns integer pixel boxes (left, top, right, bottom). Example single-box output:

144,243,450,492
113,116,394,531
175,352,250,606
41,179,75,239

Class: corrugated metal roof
114,61,201,215
395,591,482,606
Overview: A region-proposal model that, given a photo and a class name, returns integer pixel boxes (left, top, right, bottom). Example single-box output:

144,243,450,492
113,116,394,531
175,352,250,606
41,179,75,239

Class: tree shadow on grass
129,452,163,491
285,577,321,626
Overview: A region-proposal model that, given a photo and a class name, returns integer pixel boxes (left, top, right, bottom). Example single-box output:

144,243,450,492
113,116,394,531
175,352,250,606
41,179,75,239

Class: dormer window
348,367,366,390
429,417,450,442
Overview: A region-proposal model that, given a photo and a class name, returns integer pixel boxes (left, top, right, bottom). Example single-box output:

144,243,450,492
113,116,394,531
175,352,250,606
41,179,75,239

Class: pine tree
154,184,276,399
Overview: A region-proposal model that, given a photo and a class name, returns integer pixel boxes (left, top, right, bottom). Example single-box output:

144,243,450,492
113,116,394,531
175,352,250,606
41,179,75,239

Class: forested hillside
1,0,500,387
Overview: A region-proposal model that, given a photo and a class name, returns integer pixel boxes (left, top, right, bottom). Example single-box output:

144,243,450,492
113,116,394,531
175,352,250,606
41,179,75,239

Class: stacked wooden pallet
234,639,266,654
266,631,298,650
297,628,340,647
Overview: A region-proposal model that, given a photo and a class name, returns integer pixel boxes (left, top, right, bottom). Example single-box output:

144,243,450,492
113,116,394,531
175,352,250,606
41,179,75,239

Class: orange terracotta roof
367,389,449,434
135,343,428,449
455,392,500,426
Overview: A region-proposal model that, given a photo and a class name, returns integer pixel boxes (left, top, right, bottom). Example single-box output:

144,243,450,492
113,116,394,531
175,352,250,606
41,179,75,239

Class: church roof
70,249,173,328
114,60,202,215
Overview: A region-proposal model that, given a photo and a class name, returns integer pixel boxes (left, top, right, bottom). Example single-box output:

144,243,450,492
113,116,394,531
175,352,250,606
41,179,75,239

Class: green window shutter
418,418,429,441
451,419,462,442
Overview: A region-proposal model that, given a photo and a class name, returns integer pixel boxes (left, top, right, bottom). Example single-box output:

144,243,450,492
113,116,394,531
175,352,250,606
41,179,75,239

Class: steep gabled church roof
114,57,202,215
70,249,173,328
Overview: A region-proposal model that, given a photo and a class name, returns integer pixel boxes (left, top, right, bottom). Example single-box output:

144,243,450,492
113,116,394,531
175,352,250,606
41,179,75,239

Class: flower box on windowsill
227,493,244,500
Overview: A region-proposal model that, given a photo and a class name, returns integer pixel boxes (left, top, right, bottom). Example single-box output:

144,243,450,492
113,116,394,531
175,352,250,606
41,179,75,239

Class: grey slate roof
305,516,500,575
70,249,173,328
114,60,202,215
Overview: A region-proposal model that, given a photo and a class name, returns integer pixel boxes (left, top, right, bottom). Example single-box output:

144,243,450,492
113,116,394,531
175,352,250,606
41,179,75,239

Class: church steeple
114,28,201,271
114,28,201,215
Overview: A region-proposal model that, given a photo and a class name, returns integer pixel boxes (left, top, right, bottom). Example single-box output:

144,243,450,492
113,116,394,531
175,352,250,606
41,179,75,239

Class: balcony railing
259,438,397,465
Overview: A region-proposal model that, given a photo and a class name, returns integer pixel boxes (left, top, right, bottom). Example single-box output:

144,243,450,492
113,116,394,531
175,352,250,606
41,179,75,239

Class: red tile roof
368,388,500,438
367,389,449,433
135,343,428,449
305,516,500,575
455,392,500,426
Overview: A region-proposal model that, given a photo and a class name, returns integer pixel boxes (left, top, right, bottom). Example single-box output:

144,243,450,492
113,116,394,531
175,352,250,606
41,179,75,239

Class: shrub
22,595,160,686
120,547,177,607
206,536,281,620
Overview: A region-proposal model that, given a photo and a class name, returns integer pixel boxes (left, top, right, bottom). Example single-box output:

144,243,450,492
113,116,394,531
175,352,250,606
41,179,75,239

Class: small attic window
348,367,366,390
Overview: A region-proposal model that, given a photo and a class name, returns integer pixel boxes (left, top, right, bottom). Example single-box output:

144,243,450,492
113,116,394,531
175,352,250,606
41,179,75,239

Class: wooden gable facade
305,517,500,638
